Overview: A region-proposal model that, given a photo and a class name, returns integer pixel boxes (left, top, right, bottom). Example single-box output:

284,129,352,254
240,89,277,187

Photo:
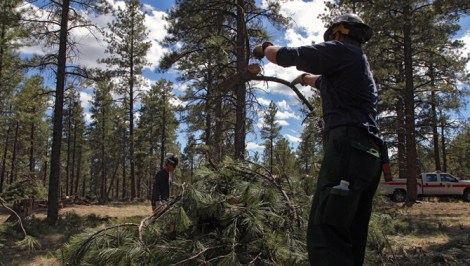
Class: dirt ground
1,200,469,265
0,202,152,266
379,200,470,265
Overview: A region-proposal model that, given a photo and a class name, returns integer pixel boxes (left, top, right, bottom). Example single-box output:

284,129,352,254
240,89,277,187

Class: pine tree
89,74,115,202
99,0,151,199
62,86,86,197
0,0,27,193
260,101,281,174
24,0,107,224
273,137,298,181
0,74,50,192
160,0,289,161
137,79,178,198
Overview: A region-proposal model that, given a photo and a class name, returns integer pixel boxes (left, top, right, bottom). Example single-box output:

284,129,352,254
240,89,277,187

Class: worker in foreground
254,14,384,265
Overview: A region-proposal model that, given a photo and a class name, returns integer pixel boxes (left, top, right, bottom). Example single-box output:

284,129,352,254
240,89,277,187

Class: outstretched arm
264,45,281,64
291,73,320,88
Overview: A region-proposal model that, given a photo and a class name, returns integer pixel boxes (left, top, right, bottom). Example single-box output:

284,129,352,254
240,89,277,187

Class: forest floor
0,199,469,265
373,199,470,265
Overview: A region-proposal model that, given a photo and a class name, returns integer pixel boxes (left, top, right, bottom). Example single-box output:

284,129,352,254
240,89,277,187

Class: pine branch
228,160,301,227
171,244,225,266
72,223,139,264
138,182,187,241
0,197,27,238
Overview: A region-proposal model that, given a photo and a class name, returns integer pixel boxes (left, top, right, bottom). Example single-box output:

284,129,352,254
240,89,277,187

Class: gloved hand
253,41,273,59
291,73,308,86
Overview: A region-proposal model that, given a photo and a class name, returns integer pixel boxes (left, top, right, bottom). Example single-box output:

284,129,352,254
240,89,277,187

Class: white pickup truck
380,172,470,202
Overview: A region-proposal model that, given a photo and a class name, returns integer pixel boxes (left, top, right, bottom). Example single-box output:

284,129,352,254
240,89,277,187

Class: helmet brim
323,22,373,43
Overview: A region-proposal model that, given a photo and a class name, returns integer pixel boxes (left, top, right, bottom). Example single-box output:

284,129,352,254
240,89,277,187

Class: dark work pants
307,127,382,266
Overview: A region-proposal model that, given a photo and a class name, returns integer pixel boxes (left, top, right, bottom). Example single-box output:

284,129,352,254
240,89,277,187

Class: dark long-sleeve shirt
276,41,380,139
152,169,170,202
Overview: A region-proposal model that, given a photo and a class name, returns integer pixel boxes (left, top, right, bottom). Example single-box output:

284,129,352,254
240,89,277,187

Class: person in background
151,154,178,211
253,14,384,266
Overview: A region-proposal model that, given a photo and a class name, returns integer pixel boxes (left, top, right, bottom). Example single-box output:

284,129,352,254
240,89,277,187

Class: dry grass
0,201,153,266
377,200,470,265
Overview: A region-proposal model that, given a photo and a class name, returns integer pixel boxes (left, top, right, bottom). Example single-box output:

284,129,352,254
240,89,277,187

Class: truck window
426,174,437,182
441,174,457,182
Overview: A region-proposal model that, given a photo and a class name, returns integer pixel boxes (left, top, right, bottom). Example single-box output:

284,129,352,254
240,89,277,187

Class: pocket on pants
321,188,355,228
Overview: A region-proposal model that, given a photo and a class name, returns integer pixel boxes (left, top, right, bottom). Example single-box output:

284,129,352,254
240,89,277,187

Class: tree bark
29,119,35,173
0,122,11,192
47,0,70,225
234,0,248,160
9,121,19,184
403,4,418,204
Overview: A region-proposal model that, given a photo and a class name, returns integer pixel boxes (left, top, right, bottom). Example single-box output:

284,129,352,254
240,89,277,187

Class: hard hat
323,14,373,43
165,154,179,167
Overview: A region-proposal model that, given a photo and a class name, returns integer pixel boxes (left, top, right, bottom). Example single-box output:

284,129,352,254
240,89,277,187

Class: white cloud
277,100,291,111
257,97,271,106
143,5,170,70
247,142,263,151
274,0,327,46
460,30,470,73
79,91,93,110
276,110,300,120
276,119,289,126
20,0,168,72
284,134,301,143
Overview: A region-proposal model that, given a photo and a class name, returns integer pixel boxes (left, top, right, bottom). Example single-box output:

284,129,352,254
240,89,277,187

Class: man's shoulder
156,169,169,177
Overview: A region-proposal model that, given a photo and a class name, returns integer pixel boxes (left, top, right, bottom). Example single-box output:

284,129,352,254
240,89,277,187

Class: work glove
253,41,273,59
291,73,308,86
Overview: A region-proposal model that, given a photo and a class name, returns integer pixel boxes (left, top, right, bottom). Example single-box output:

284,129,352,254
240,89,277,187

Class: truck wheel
392,190,406,202
463,190,470,202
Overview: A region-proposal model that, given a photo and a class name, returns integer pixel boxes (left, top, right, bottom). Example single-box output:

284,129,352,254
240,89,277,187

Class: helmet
323,14,373,43
165,154,179,167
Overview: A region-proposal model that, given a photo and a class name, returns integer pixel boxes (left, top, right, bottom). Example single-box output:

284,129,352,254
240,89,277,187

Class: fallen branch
224,161,301,227
171,245,225,266
72,222,139,265
71,184,187,264
0,196,28,238
138,182,187,241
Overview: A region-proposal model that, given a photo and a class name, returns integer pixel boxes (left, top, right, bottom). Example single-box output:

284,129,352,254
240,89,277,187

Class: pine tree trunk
160,91,167,169
205,80,212,162
214,93,223,164
122,156,127,199
440,123,447,172
75,145,81,195
115,163,120,200
431,91,441,171
9,121,19,184
70,113,78,195
0,122,11,192
65,107,72,196
396,98,407,178
43,149,48,187
0,0,5,94
403,4,418,204
234,0,248,160
100,114,106,202
47,0,70,225
29,121,35,173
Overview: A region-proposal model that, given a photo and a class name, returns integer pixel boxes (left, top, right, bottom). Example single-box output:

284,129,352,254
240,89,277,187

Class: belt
325,126,369,139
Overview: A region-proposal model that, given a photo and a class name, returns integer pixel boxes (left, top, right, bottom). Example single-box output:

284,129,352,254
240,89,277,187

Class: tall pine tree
99,0,151,199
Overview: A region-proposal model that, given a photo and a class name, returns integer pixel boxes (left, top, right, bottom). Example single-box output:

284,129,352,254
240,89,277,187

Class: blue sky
21,0,470,153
